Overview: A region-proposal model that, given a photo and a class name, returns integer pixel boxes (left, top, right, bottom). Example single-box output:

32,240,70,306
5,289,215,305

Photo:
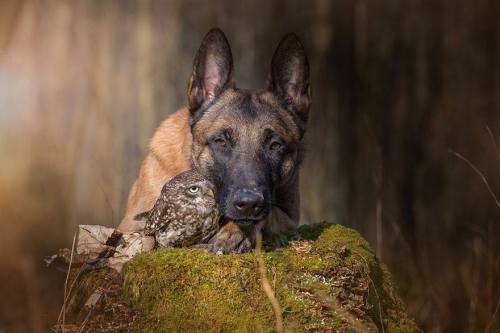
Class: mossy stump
68,223,419,332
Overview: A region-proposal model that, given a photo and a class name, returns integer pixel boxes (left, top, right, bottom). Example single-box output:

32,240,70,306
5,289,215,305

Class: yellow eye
188,186,200,193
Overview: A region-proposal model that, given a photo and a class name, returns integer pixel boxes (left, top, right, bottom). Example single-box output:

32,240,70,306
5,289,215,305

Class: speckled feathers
143,170,220,247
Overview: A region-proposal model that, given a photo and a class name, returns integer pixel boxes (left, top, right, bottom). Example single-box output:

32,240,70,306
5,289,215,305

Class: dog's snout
232,190,264,218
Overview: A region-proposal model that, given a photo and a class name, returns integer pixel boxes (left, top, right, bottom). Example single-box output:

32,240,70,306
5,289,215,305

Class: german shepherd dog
118,28,311,253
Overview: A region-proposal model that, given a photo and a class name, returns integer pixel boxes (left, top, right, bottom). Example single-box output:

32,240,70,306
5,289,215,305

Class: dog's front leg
207,205,297,254
208,221,265,254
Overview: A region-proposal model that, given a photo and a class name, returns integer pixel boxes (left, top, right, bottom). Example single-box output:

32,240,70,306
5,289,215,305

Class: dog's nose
232,190,264,218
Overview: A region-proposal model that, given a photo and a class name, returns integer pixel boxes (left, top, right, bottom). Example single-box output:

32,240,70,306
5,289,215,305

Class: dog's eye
214,138,227,148
188,186,200,193
269,141,282,151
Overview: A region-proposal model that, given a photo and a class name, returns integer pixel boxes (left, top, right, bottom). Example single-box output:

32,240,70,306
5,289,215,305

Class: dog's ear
187,28,234,112
268,33,311,122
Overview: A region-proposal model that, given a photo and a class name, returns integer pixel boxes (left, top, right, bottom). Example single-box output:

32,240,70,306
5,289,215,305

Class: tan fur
118,103,298,233
119,30,309,252
118,108,192,231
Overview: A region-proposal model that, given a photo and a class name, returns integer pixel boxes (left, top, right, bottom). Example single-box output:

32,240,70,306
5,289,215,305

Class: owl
136,169,220,248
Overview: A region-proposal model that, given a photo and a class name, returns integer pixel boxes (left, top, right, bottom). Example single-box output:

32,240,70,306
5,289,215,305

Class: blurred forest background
0,0,499,332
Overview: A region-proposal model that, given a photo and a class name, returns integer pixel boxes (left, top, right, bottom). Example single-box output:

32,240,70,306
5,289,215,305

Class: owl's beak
206,189,215,198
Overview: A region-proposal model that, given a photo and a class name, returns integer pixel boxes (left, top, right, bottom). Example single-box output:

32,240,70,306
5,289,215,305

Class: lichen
66,223,420,332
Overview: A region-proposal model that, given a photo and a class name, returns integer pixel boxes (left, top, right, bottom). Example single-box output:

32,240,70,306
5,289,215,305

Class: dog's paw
208,222,253,254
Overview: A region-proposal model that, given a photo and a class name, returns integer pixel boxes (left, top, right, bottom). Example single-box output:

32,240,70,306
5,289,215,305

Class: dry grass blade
486,126,500,161
484,297,500,333
78,307,93,333
56,265,86,328
58,233,77,333
255,232,283,333
368,272,385,333
449,149,500,209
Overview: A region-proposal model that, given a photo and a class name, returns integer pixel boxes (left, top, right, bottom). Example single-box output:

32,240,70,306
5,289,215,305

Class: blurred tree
0,1,498,332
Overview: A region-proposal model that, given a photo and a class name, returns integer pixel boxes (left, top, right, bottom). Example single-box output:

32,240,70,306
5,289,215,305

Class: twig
484,297,500,333
59,233,77,332
486,126,500,161
59,264,87,320
255,232,283,333
449,149,500,209
78,306,93,333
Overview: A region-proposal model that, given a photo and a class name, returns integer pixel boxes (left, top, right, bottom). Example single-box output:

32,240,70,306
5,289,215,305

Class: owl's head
134,169,218,223
166,170,216,205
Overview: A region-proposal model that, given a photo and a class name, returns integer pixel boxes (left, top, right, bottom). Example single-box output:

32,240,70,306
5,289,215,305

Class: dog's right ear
268,33,310,123
187,28,234,112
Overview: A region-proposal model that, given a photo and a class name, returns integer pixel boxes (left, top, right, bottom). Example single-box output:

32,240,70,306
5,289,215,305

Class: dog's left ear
187,28,234,112
268,33,311,122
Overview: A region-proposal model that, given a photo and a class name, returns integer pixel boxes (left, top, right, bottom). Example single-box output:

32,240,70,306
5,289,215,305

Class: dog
118,28,311,253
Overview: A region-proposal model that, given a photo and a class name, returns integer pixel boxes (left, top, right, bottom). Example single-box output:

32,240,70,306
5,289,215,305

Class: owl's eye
188,186,200,193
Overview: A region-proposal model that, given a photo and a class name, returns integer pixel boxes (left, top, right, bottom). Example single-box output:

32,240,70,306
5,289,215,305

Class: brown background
0,1,499,332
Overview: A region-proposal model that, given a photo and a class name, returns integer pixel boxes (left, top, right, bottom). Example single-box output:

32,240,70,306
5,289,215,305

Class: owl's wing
145,194,172,234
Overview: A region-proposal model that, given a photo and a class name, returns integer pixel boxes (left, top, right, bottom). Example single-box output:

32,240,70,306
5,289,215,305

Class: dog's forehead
193,89,300,142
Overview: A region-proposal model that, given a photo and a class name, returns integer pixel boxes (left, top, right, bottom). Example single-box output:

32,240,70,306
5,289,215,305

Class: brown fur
119,108,192,231
118,104,299,232
189,88,302,232
119,29,310,253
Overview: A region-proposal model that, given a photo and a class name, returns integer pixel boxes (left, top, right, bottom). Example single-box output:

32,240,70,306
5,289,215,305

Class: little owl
135,170,220,248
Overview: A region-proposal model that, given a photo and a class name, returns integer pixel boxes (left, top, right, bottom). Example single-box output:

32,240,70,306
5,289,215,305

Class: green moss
122,250,306,332
72,224,420,332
